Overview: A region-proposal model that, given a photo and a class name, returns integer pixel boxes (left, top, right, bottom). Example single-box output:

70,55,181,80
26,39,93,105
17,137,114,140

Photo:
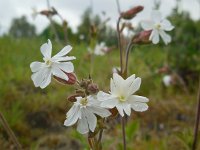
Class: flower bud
67,93,84,102
87,83,99,94
109,108,118,119
40,9,57,17
54,72,77,85
79,79,92,88
132,30,151,44
120,6,144,20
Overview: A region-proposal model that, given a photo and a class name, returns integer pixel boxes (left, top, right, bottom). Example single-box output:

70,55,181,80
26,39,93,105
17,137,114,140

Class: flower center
155,23,161,30
119,95,126,102
80,98,88,106
45,59,52,67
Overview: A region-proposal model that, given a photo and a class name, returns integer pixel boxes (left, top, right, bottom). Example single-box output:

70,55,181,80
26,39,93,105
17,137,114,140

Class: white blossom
98,73,149,117
141,10,174,45
30,39,75,89
163,75,172,87
64,96,111,134
88,42,108,56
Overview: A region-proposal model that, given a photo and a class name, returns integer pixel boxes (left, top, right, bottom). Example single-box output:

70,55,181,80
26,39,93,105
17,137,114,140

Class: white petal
31,71,44,87
39,70,52,89
53,45,72,58
97,91,113,101
77,115,89,134
161,19,174,31
110,78,118,95
116,104,125,117
159,30,171,45
123,103,131,116
141,21,154,30
151,10,162,23
112,73,125,94
123,74,136,95
31,68,49,87
87,95,101,106
53,56,76,62
56,62,74,73
40,39,52,58
83,109,97,132
128,95,149,103
30,62,45,72
131,102,148,112
52,65,69,81
127,77,141,95
150,30,160,44
64,105,80,126
101,98,118,108
88,106,111,118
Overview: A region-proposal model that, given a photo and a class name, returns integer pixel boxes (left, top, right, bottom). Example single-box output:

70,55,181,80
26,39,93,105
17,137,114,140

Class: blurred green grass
0,37,199,150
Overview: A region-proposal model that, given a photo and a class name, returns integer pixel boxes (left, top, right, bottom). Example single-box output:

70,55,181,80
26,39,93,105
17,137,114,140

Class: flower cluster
30,8,174,149
30,40,149,134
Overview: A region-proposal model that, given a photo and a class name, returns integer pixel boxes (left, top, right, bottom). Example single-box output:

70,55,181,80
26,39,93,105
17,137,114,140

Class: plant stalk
0,112,22,150
117,17,123,74
121,116,127,150
124,41,133,77
192,76,200,150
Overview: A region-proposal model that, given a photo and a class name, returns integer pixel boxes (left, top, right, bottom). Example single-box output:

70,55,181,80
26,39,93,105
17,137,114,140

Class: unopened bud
40,9,57,17
90,25,97,38
79,79,92,88
67,93,84,102
87,83,99,94
120,6,144,20
158,66,170,74
54,72,77,85
109,108,118,118
132,30,151,44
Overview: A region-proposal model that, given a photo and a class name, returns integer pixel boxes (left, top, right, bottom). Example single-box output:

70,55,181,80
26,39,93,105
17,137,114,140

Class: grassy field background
0,37,199,150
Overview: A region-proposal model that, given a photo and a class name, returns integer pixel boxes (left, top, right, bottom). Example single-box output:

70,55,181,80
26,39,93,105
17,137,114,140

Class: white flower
30,39,75,89
141,10,174,45
97,73,149,117
88,42,108,56
163,75,172,87
94,42,107,56
64,96,111,134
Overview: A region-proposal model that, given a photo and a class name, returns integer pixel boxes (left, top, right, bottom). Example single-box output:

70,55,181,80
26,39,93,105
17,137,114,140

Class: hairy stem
117,17,123,74
192,76,200,150
121,116,126,150
0,112,22,150
124,41,133,77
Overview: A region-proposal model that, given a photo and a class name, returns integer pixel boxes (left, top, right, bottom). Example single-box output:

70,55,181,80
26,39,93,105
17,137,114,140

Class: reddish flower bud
87,83,99,94
109,108,118,119
67,93,84,102
54,72,77,85
158,66,170,74
132,30,152,44
120,6,144,20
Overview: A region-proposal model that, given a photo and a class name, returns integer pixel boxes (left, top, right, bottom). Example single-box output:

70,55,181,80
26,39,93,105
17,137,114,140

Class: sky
0,0,199,35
